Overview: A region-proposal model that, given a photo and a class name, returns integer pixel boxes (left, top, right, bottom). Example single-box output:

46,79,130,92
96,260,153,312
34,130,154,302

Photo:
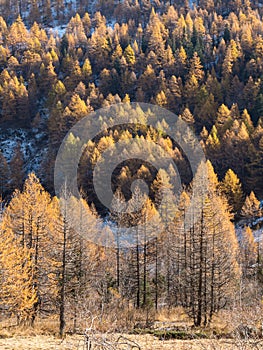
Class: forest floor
0,334,263,350
1,309,262,350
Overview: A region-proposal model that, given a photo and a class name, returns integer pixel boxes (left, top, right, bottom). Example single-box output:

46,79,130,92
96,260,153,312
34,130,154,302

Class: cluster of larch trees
0,158,262,333
0,173,107,335
0,3,263,196
0,0,262,334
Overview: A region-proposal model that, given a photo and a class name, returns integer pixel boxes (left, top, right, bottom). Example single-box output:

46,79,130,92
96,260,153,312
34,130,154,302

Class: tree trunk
143,232,147,307
59,217,67,338
136,226,140,308
116,228,120,291
155,238,158,310
196,210,204,327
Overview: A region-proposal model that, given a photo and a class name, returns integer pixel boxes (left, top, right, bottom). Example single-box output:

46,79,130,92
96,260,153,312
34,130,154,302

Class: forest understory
1,308,263,350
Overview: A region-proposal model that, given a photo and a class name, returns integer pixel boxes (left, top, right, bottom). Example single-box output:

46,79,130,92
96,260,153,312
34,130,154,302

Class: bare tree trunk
59,216,67,338
155,237,158,310
209,228,215,324
136,226,140,308
196,210,204,327
143,233,147,307
116,228,120,291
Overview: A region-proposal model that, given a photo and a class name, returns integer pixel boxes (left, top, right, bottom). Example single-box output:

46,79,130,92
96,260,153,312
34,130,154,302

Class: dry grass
0,334,262,350
0,307,262,349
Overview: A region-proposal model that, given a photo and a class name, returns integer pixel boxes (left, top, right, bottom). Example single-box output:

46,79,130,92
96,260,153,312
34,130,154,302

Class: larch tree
52,187,103,337
63,93,90,126
180,107,195,125
220,168,244,216
215,104,232,136
140,198,161,309
239,226,257,277
88,21,110,72
155,90,167,107
0,225,38,325
7,15,29,54
62,195,100,332
1,173,58,325
175,46,187,76
0,151,9,197
123,44,136,66
9,143,25,192
151,168,176,307
127,185,147,308
169,190,190,307
82,12,91,36
240,191,261,224
110,188,127,292
174,161,240,326
82,58,92,83
188,51,204,83
222,39,240,78
51,193,70,338
167,75,182,113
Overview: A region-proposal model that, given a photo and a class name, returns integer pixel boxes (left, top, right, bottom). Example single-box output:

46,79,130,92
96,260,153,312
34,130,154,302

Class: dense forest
0,0,262,342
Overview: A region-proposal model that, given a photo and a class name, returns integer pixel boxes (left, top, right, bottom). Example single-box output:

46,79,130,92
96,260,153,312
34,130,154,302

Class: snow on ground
107,19,117,29
189,0,196,10
0,129,28,161
235,217,263,244
252,217,263,243
0,128,48,174
47,25,67,37
254,229,263,243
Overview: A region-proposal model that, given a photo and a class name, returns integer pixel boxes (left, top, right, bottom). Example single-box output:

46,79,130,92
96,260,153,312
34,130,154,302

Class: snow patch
0,128,48,174
48,25,67,37
235,224,263,244
107,19,117,29
189,0,196,10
